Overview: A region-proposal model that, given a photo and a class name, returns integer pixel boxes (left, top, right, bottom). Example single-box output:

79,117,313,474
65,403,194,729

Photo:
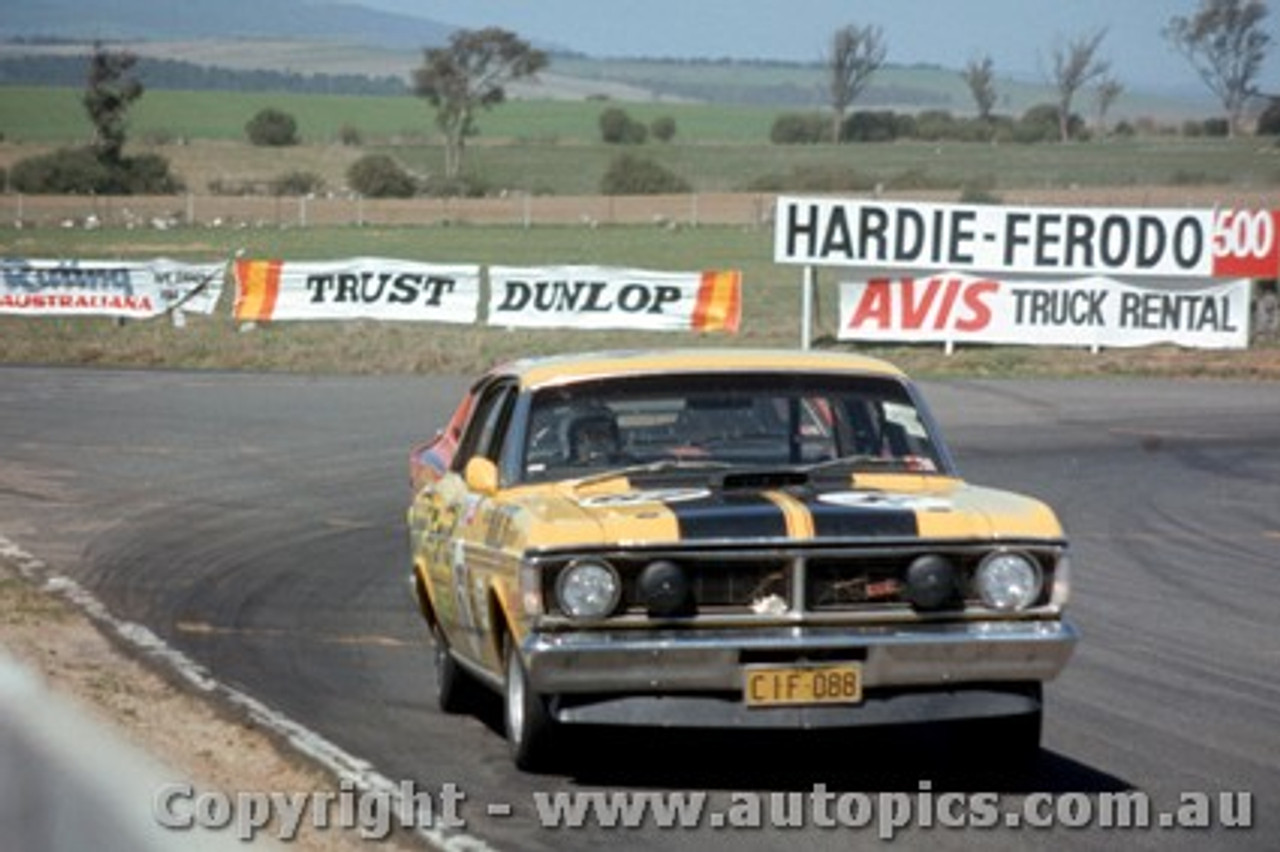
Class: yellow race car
407,349,1076,770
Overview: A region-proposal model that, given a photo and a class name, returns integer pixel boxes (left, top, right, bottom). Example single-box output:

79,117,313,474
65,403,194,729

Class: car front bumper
522,619,1076,727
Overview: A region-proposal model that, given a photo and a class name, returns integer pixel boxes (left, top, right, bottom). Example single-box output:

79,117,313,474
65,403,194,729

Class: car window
520,373,947,482
452,381,517,473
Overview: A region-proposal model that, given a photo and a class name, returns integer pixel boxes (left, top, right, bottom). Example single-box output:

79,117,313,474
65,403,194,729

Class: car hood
503,473,1062,551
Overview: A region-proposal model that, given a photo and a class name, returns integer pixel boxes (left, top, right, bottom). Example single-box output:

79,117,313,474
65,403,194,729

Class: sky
362,0,1279,96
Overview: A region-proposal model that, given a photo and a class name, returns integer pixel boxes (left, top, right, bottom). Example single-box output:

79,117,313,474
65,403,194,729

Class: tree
961,55,999,124
650,115,677,143
245,107,299,146
1050,30,1110,142
827,25,887,143
1094,76,1125,135
413,28,547,179
83,41,143,165
1165,0,1272,136
599,107,648,144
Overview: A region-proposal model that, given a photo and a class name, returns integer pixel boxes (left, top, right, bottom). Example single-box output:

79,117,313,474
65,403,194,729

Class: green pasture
429,136,1280,196
3,86,1276,197
0,86,781,144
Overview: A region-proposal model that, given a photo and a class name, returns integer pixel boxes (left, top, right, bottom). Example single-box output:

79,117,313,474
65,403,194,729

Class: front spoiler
552,683,1043,729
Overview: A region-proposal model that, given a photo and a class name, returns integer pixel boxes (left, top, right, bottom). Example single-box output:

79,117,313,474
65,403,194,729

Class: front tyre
504,638,558,772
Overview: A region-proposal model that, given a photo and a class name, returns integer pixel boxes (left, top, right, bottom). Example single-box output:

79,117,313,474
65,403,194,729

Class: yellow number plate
744,664,863,708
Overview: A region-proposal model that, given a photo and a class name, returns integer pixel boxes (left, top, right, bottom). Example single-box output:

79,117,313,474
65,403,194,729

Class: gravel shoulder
0,557,423,851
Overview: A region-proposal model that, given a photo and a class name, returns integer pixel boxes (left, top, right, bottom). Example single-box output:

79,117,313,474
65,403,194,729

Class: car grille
539,547,1058,617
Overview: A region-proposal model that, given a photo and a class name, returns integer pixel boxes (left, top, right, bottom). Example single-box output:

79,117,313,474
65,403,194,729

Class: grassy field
3,85,1277,198
2,84,1277,380
0,86,786,144
2,223,1278,381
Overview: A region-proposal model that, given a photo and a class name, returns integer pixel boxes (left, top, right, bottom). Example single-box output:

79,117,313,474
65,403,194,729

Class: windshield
520,372,948,483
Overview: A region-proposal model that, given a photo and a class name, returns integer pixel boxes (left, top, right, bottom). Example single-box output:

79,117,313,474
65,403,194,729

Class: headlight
556,559,621,619
975,551,1043,612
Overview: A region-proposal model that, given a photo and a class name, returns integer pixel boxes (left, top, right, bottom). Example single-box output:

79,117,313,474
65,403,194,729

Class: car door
418,378,519,666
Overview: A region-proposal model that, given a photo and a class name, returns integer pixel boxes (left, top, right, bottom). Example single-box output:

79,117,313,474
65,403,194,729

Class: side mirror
464,457,500,496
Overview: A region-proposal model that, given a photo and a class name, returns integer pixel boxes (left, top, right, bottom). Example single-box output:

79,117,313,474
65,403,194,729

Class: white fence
4,191,777,230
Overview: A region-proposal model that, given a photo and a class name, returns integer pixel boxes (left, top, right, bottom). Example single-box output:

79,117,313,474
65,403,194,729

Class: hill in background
0,0,1216,118
1,0,452,49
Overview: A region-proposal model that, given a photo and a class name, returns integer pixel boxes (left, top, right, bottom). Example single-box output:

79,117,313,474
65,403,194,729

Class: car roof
493,349,907,390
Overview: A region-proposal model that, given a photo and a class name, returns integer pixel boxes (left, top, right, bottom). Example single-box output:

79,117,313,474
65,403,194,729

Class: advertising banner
0,259,225,318
487,266,741,333
233,258,480,323
776,197,1280,280
838,273,1251,349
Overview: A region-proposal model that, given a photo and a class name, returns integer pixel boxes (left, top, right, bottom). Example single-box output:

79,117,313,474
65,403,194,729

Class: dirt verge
0,557,423,851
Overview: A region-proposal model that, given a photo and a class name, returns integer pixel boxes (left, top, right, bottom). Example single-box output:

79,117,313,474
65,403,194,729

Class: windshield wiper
803,454,914,477
570,459,732,488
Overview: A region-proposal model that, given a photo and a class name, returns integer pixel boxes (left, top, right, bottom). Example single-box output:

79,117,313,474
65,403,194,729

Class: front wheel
504,639,558,772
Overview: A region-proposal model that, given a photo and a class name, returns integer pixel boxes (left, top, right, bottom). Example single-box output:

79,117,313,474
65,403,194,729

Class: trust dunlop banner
233,258,480,323
487,266,741,333
776,197,1280,279
1,259,225,318
838,273,1251,350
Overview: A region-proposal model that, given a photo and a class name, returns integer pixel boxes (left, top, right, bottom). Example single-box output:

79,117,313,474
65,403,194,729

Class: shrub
600,154,690,195
959,176,1001,204
419,173,490,198
9,146,182,194
599,107,648,144
346,153,415,198
744,165,873,193
1012,104,1066,143
271,170,325,196
770,112,828,144
1202,118,1230,138
118,152,185,193
245,107,299,146
650,116,677,143
843,110,901,142
1259,98,1280,136
338,123,363,146
11,147,109,193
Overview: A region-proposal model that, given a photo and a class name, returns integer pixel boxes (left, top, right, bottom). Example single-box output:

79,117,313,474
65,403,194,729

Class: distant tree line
0,55,407,96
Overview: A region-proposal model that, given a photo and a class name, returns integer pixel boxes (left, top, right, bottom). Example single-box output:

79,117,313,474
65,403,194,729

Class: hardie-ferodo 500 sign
774,196,1280,279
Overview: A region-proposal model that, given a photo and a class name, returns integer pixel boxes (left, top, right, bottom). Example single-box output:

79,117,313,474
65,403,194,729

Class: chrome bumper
523,619,1078,695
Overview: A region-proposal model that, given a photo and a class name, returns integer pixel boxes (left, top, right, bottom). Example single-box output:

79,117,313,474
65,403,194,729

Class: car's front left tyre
503,637,558,772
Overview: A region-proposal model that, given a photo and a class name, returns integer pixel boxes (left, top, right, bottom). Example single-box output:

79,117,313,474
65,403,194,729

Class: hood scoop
717,469,810,490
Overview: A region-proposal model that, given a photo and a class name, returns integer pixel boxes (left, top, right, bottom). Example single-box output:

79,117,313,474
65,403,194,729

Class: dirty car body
407,350,1077,769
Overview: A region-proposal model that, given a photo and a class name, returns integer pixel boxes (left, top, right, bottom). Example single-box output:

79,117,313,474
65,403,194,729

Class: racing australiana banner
1,259,225,318
838,273,1251,349
776,197,1280,280
233,258,480,323
487,266,742,333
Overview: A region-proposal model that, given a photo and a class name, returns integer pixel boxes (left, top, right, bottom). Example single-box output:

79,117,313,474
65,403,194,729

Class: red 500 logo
1212,209,1280,278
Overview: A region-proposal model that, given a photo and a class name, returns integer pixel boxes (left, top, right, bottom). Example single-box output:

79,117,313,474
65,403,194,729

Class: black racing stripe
803,495,920,538
669,492,788,541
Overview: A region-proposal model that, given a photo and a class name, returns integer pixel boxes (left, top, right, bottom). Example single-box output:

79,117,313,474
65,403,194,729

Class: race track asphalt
0,366,1276,851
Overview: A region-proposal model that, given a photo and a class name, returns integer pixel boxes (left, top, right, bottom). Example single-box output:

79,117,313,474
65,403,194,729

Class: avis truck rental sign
774,197,1277,350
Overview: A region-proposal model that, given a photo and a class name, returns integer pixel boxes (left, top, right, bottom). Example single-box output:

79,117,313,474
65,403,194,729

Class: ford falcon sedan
407,349,1077,770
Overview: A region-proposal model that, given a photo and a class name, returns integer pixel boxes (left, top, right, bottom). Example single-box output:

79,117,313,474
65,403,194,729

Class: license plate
744,663,863,708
